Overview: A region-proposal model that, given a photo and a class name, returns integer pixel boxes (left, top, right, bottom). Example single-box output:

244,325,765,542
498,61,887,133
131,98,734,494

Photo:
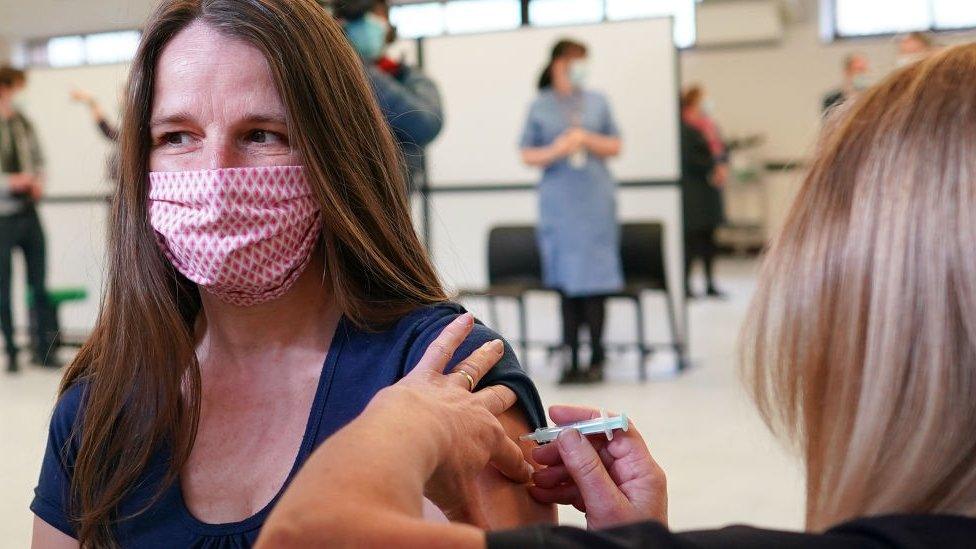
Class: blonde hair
742,43,976,531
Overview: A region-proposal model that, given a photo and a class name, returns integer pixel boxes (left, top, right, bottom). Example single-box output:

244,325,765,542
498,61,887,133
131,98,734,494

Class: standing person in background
823,53,870,114
520,39,623,384
680,87,725,299
0,66,59,372
334,0,443,193
897,31,936,68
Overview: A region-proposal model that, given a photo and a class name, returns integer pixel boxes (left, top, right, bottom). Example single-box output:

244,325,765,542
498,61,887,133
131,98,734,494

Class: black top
487,515,976,548
680,121,723,232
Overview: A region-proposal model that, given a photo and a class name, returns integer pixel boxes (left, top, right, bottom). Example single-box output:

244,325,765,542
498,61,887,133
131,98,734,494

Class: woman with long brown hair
256,42,976,548
29,1,549,547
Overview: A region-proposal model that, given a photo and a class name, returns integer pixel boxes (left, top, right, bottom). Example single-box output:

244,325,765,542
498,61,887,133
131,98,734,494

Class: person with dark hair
680,86,725,299
29,1,549,547
520,39,623,384
823,53,870,114
334,0,443,193
0,66,59,373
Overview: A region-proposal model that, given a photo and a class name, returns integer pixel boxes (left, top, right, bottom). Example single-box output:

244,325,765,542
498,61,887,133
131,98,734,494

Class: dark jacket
488,514,976,548
680,121,723,232
367,63,443,193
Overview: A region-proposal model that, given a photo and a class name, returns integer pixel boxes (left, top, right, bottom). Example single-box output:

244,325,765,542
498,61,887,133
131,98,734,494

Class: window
390,0,699,47
389,3,447,38
21,30,141,68
606,0,698,49
932,0,976,29
528,0,605,27
829,0,976,38
445,0,521,34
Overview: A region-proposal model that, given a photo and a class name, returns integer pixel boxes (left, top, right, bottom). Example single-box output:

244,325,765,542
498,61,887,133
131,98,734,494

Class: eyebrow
149,112,288,128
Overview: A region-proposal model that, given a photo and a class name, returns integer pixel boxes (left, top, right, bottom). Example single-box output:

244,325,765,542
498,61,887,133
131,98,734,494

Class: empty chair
458,225,544,360
609,222,685,379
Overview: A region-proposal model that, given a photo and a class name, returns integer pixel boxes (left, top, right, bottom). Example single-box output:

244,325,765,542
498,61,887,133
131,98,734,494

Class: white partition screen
423,17,680,186
21,63,128,196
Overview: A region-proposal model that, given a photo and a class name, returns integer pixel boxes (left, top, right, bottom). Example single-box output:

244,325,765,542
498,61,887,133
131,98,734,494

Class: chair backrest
487,225,543,287
620,222,667,289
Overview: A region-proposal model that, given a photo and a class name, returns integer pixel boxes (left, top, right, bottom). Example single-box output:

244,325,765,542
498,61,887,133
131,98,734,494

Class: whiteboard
20,63,127,196
423,17,680,187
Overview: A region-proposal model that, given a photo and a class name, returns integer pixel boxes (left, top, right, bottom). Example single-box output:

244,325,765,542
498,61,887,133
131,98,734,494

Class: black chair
457,226,545,360
609,222,685,379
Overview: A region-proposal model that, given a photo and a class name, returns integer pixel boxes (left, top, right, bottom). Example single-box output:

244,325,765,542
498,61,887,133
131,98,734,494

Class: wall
682,0,976,237
681,0,976,163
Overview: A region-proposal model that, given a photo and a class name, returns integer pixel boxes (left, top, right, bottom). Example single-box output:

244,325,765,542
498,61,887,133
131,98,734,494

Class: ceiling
0,0,157,40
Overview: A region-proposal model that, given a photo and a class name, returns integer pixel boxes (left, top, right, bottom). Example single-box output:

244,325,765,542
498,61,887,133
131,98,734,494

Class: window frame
823,0,976,42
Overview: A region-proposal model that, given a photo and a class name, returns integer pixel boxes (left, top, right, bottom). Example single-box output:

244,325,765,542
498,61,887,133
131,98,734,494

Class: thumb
556,429,627,519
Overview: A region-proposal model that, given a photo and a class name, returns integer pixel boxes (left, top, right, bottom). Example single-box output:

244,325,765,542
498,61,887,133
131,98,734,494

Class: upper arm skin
31,516,78,549
475,407,556,530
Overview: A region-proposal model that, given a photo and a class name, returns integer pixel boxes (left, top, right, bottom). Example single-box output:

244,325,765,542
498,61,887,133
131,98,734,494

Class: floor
0,258,805,547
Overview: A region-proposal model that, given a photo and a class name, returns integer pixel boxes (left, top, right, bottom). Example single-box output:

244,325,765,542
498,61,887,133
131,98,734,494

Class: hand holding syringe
521,408,628,444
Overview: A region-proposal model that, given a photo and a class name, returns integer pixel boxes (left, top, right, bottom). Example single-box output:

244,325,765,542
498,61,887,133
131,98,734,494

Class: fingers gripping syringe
520,409,629,444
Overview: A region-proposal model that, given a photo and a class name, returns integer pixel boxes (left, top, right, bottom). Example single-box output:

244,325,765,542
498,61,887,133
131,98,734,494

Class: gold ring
455,370,475,392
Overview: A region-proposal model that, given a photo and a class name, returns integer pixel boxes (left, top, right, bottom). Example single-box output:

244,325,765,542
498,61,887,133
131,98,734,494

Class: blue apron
519,89,623,297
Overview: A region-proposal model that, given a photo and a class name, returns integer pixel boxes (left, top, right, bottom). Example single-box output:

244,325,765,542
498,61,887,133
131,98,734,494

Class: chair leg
663,289,685,371
634,295,648,382
516,295,529,373
487,295,499,331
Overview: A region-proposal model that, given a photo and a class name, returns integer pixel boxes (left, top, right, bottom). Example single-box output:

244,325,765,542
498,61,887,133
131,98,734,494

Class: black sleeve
487,522,883,549
97,119,119,141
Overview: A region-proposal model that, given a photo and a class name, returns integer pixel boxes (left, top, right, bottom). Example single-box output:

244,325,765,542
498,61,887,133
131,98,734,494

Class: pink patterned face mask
148,166,322,307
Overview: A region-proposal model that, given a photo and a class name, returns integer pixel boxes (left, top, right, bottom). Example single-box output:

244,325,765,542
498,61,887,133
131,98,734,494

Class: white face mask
568,60,589,87
851,74,871,91
701,98,716,116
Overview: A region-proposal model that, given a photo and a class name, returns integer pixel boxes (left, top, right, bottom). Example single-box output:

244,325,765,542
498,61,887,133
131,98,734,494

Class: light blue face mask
345,13,388,62
568,60,589,88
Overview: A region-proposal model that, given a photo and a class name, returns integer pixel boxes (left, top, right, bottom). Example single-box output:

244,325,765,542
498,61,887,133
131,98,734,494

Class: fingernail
556,428,582,449
489,339,504,355
523,462,535,481
461,313,474,326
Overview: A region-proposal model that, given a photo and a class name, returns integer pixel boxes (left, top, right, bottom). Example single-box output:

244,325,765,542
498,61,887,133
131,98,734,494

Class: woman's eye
247,130,285,145
161,132,192,146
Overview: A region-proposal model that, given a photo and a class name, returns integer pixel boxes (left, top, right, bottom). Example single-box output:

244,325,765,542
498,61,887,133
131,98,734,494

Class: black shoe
6,352,18,373
583,365,605,383
558,369,587,385
705,287,727,299
34,349,64,369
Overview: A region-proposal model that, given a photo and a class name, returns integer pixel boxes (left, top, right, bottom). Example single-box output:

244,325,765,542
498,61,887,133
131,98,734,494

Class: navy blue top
31,303,545,547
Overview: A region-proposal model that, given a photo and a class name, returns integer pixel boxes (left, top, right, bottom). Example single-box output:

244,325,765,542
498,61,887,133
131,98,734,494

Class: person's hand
551,128,586,158
711,163,730,187
529,405,668,530
366,313,532,526
28,174,44,200
8,173,34,193
69,88,95,106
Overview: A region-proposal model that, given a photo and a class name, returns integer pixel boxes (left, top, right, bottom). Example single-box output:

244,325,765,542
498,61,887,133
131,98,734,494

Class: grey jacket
0,111,44,215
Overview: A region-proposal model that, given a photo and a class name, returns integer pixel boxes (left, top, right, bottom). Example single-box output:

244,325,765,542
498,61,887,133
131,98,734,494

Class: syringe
520,409,629,444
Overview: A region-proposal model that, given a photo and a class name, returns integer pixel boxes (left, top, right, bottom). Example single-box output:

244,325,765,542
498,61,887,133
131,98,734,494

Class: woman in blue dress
29,1,549,547
520,39,624,384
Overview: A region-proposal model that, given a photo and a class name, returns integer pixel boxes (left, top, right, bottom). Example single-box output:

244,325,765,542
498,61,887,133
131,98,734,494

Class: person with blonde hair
257,42,976,548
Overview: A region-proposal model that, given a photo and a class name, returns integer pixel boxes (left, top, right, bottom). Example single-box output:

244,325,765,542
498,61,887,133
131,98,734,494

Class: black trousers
685,227,718,292
0,206,58,358
560,294,607,371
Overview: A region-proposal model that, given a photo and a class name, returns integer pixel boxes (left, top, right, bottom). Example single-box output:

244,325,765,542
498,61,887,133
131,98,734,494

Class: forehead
152,21,283,117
